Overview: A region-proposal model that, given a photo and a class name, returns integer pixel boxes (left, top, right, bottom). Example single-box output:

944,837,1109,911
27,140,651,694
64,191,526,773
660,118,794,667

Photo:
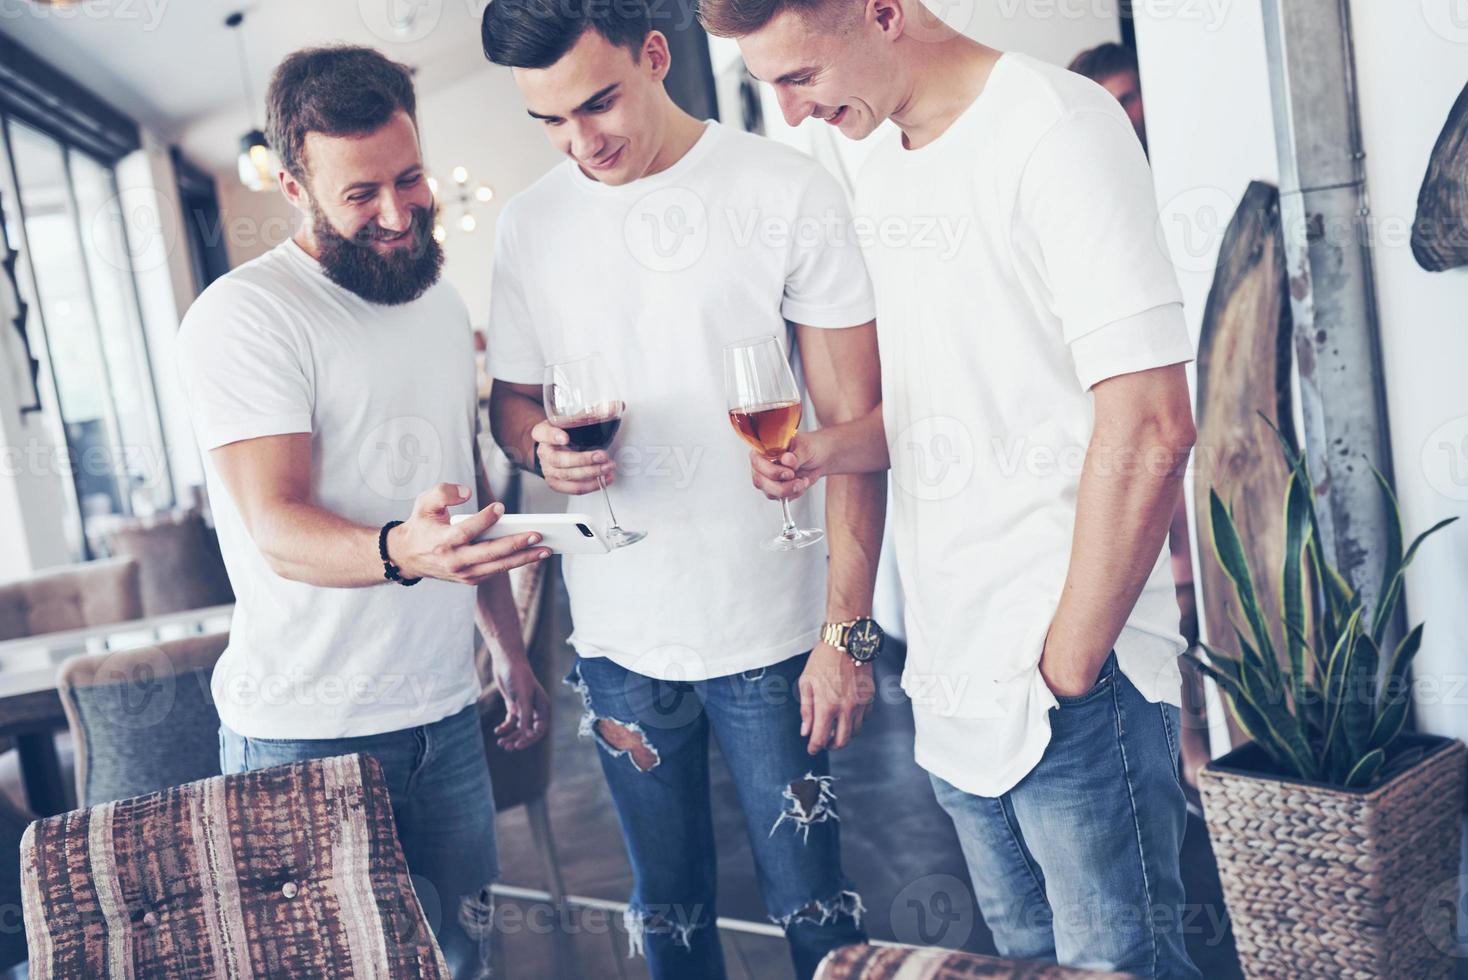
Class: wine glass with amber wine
723,335,824,551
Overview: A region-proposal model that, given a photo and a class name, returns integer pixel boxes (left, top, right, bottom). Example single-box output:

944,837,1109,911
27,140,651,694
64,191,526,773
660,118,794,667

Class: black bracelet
378,521,421,586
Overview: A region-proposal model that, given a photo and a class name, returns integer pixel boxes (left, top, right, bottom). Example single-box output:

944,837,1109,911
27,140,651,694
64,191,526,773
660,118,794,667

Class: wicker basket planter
1199,733,1466,979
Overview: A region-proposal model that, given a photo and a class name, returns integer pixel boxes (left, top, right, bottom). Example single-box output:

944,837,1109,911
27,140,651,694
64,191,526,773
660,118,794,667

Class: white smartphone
449,512,611,555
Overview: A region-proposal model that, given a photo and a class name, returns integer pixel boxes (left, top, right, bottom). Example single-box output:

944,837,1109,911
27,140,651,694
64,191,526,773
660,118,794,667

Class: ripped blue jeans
568,652,865,980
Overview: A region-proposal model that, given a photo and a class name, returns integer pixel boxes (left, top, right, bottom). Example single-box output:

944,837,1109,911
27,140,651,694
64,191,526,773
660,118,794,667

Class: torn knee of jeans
771,889,866,931
769,772,840,843
592,717,661,772
456,885,496,978
565,674,662,772
623,905,709,959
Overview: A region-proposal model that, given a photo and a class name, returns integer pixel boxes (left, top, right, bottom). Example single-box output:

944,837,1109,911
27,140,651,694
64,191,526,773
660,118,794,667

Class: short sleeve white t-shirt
488,121,875,681
854,54,1194,797
176,239,483,740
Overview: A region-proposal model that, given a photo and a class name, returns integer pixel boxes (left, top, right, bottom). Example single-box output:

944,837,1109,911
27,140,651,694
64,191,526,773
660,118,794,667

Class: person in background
479,0,885,975
702,0,1201,974
1069,41,1147,152
176,45,550,979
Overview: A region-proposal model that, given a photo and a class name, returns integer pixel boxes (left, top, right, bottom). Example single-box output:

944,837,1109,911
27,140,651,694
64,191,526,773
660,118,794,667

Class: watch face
846,618,883,663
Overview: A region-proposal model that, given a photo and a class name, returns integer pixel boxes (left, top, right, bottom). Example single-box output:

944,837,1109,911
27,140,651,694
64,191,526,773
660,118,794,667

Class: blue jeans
220,704,498,980
569,652,866,980
930,653,1201,980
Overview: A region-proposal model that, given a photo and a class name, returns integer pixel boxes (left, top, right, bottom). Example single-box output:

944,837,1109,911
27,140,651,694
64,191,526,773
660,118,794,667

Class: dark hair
266,45,418,181
481,0,651,69
697,0,846,39
1067,42,1138,82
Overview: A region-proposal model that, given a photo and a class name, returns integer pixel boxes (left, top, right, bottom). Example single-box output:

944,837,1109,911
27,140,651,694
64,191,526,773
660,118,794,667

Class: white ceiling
0,0,496,171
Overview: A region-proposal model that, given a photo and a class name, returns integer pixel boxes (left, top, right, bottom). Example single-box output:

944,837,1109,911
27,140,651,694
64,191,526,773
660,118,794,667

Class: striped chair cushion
815,944,1138,979
20,753,449,979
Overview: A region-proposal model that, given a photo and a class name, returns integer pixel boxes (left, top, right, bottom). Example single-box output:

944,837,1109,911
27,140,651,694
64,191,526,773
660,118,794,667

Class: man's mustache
350,208,435,246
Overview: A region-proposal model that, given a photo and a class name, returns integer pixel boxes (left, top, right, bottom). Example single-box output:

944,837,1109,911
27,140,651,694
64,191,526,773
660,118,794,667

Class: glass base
604,526,647,549
762,527,824,552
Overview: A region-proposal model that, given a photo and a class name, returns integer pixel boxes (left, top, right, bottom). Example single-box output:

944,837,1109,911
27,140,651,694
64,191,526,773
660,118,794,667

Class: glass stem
597,472,622,531
778,498,799,540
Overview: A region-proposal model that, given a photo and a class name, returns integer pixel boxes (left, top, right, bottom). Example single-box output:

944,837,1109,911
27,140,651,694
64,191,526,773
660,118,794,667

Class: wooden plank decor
1412,80,1468,272
1193,180,1299,747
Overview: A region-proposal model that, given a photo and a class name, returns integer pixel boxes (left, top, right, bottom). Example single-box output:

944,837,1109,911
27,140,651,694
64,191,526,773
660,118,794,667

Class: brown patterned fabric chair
20,753,450,979
815,944,1138,979
0,557,143,642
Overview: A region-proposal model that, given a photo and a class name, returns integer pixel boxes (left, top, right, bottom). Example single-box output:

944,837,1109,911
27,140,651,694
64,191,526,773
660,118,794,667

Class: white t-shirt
176,239,482,740
488,121,876,681
854,54,1194,797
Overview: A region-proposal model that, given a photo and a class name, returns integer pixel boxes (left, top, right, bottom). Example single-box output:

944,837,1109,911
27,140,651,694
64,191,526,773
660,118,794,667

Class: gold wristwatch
821,617,884,664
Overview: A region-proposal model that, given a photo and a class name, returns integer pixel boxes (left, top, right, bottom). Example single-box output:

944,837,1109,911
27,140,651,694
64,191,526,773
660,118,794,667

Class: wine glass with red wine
723,335,824,551
543,353,646,549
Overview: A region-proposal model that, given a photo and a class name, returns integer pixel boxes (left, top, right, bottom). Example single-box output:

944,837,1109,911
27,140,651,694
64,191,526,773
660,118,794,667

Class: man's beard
312,202,444,306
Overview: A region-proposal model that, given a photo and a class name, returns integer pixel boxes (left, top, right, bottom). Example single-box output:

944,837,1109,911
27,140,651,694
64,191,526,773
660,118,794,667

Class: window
1,115,173,555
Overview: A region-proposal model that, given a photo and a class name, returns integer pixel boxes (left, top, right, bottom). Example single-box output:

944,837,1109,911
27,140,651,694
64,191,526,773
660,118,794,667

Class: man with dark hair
480,1,883,977
1069,42,1147,151
704,0,1201,977
176,45,551,979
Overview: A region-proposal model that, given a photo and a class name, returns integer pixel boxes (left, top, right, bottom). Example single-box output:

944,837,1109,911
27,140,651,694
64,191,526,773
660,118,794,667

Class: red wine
562,415,622,451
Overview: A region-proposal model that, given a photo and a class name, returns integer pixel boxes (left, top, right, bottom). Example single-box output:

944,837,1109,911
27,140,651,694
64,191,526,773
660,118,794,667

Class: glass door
3,116,173,552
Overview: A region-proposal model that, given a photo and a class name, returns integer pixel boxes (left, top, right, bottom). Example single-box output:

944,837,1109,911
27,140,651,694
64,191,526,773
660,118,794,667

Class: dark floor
488,577,1245,979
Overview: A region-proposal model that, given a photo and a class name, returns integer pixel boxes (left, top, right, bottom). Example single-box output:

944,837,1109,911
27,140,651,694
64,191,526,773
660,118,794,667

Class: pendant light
227,11,273,191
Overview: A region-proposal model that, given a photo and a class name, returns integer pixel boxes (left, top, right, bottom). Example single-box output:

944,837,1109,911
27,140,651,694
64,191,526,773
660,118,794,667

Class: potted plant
1190,428,1464,979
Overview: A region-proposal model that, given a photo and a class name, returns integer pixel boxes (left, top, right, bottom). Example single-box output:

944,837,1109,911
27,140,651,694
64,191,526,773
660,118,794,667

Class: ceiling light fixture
226,10,273,192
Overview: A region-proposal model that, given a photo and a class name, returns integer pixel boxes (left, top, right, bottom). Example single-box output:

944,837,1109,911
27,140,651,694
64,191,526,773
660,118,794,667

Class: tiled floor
489,577,1246,979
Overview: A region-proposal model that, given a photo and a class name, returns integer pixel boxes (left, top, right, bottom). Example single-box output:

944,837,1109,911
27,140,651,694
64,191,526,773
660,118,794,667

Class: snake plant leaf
1368,623,1424,751
1281,471,1311,712
1191,652,1289,771
1321,607,1365,766
1373,516,1459,644
1369,468,1404,646
1210,491,1279,674
1344,748,1386,789
1343,631,1380,762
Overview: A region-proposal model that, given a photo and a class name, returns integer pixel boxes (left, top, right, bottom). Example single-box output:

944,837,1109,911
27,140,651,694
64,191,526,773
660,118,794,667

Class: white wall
417,66,565,326
1349,7,1468,744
